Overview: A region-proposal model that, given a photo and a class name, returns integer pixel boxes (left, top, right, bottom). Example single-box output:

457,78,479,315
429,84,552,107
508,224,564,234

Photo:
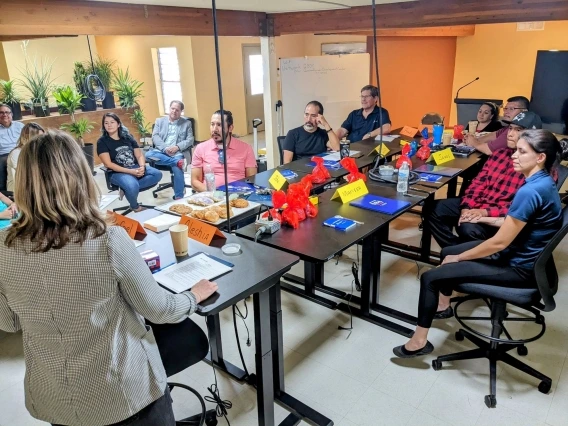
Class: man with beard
190,110,256,192
282,101,340,163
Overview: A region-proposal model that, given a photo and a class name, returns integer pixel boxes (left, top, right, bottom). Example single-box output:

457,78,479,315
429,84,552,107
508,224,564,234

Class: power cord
204,317,232,425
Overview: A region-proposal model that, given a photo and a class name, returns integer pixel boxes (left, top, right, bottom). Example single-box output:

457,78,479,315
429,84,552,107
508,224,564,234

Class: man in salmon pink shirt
191,110,257,192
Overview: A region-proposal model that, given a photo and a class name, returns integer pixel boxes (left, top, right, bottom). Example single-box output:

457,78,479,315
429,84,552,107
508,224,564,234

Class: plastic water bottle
397,162,409,193
204,164,216,193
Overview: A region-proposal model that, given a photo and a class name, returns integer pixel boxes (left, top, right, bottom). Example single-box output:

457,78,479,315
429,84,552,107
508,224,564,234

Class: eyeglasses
0,111,12,116
218,149,225,164
503,107,524,112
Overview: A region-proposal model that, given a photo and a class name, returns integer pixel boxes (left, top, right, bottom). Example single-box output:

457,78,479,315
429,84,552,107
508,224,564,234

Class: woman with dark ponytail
394,129,563,357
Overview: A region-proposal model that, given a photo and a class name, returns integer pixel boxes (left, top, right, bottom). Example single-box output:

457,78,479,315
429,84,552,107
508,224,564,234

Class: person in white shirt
6,122,44,192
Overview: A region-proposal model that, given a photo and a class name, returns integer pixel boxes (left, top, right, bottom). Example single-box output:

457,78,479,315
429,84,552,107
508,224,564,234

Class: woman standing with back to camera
0,130,218,425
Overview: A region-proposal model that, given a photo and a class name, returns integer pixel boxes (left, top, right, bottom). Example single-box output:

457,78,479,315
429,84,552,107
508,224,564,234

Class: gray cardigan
152,116,194,152
0,226,197,425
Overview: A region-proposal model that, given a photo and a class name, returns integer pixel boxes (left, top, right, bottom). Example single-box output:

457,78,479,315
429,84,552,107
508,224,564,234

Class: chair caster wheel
205,418,218,426
432,360,442,371
535,315,544,325
538,380,552,394
517,345,528,356
484,394,497,408
153,193,158,198
455,331,465,341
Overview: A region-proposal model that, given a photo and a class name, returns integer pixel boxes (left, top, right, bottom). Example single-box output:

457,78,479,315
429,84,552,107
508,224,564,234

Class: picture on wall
321,43,367,56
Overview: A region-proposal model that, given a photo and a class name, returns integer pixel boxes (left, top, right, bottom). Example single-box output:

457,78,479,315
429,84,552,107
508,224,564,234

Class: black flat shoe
434,306,454,319
393,341,434,358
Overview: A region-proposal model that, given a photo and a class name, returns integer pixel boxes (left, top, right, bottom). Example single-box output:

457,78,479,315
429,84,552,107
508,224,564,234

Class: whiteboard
280,54,370,134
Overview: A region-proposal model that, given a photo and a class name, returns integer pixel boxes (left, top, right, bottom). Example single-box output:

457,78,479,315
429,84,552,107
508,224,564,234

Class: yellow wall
451,21,568,124
2,36,97,103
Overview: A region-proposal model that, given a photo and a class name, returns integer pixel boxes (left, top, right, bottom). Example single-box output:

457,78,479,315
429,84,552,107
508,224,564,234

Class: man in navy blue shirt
336,85,391,143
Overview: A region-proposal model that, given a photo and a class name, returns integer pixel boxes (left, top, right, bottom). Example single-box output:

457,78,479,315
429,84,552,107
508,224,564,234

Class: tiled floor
2,155,568,426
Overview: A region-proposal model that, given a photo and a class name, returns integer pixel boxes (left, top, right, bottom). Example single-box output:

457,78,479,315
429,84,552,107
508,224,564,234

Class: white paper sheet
323,151,361,161
154,253,232,293
99,194,119,210
374,134,398,142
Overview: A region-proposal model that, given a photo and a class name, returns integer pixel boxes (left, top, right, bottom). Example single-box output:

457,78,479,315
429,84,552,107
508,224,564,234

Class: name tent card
431,148,455,165
367,143,390,157
399,126,420,138
331,179,369,204
179,216,226,246
108,211,146,240
269,169,287,190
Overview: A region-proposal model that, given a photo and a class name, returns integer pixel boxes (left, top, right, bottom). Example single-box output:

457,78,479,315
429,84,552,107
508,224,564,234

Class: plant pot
9,102,22,120
82,142,95,174
102,91,116,109
81,98,97,112
33,102,50,117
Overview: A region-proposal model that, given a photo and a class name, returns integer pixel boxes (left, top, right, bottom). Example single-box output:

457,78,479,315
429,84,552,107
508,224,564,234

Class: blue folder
306,160,342,170
349,194,411,215
218,182,256,193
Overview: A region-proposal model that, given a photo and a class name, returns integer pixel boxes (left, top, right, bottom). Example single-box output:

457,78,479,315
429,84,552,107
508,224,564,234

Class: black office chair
276,136,285,165
102,167,160,215
149,318,218,426
433,205,568,408
0,154,9,193
148,118,195,199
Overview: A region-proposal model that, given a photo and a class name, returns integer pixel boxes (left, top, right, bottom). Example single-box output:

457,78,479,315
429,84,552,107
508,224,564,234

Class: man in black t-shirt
283,101,340,163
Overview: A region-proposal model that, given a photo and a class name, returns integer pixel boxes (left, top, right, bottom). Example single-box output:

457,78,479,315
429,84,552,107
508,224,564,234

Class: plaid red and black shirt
461,147,525,217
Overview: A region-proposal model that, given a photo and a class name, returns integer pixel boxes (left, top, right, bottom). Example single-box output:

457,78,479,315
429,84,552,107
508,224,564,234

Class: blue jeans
145,149,185,198
110,166,162,209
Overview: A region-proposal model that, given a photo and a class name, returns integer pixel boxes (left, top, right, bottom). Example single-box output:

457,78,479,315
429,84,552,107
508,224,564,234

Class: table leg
204,313,248,381
281,262,337,309
269,282,334,426
254,288,275,426
447,177,458,198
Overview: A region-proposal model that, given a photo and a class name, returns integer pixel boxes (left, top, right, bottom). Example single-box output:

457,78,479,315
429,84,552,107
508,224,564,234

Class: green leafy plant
18,56,56,106
0,80,22,104
112,67,143,109
52,85,84,117
60,118,94,147
130,108,152,138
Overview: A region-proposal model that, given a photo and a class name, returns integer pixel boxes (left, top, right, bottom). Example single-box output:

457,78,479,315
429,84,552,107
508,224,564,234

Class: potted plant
61,117,96,174
90,57,116,109
18,56,56,117
0,80,23,120
73,62,96,112
112,67,144,109
130,108,152,147
52,85,84,116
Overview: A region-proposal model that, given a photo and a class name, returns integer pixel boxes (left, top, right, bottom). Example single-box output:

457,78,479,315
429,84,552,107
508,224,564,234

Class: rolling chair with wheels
433,205,568,408
149,318,218,426
102,167,159,215
148,119,195,199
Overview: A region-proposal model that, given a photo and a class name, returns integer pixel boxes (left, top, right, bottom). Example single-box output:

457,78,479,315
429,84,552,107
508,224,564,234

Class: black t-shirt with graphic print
97,134,140,168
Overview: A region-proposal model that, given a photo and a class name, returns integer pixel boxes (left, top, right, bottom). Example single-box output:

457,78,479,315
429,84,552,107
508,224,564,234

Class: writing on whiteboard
281,59,346,75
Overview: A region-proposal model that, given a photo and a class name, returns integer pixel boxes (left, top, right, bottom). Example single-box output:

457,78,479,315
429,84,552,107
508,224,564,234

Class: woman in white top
0,130,218,426
6,122,44,192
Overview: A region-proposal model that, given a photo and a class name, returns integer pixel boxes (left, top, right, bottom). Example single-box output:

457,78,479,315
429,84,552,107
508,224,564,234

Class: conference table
236,178,429,337
130,209,332,426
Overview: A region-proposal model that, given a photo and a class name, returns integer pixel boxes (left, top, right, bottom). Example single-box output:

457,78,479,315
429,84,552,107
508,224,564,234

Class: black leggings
417,241,534,328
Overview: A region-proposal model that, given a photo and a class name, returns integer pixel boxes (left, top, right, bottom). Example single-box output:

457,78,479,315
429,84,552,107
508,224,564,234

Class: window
157,47,182,113
249,54,264,95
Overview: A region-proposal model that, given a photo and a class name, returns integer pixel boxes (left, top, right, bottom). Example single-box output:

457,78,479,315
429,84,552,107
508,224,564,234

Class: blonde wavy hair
5,130,107,252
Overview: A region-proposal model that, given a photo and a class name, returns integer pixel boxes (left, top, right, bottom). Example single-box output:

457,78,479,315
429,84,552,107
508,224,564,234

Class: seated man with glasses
191,110,257,192
0,104,24,191
336,85,391,143
465,96,529,155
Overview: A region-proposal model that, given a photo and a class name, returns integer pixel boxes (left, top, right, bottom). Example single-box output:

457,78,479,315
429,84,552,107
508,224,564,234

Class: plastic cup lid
222,243,242,256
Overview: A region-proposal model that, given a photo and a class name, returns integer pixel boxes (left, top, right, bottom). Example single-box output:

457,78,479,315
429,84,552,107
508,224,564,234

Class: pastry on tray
186,194,217,206
169,204,193,215
203,210,220,223
230,198,249,208
216,205,234,219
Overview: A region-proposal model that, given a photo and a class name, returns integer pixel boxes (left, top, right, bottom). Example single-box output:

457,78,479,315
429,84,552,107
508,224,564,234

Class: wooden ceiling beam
0,0,265,37
270,0,568,35
319,25,476,37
